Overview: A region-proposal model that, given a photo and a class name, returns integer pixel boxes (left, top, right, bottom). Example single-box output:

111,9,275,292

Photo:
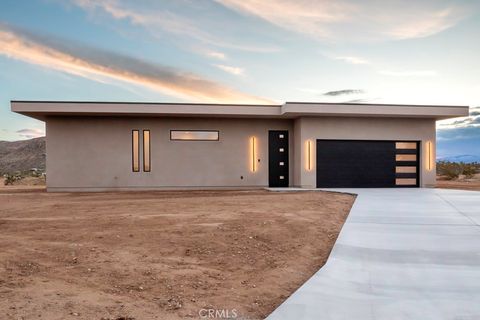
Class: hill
0,137,46,174
438,154,480,163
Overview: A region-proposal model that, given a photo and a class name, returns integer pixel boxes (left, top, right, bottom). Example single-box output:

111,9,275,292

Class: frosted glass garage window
396,154,417,161
395,142,417,149
170,130,219,141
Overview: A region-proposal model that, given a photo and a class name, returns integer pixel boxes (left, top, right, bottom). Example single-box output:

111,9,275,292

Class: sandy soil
0,188,354,320
0,177,46,192
436,174,480,191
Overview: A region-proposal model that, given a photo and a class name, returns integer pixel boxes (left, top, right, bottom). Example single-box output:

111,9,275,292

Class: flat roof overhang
11,101,469,121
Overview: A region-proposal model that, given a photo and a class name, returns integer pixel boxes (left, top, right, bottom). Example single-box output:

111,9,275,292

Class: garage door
316,140,419,188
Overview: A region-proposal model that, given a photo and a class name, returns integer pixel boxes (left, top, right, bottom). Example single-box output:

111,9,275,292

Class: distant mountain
0,137,46,174
437,154,480,163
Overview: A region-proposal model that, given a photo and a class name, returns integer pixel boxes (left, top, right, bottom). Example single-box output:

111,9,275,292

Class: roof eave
11,101,470,121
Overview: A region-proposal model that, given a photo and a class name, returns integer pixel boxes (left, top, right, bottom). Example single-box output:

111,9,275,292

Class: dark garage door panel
316,140,397,188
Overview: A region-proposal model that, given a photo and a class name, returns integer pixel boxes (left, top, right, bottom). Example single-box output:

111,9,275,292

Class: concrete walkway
267,188,480,320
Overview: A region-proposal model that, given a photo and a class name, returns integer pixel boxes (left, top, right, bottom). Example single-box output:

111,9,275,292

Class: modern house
12,101,468,192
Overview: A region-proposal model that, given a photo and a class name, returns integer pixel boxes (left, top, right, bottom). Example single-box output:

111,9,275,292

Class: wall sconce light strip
307,140,311,171
426,141,433,171
305,140,313,171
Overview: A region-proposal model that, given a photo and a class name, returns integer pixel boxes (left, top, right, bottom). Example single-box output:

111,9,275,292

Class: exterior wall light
426,140,434,171
250,136,257,172
305,139,313,171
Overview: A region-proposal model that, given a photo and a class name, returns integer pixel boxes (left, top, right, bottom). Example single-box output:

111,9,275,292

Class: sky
0,0,479,160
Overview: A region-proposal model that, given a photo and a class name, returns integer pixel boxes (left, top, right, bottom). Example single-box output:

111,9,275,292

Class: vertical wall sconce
426,140,433,171
305,139,313,171
250,136,257,172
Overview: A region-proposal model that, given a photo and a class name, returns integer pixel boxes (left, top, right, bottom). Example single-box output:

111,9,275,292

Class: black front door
268,130,289,187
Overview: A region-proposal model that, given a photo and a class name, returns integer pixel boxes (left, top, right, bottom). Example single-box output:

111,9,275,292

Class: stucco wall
293,117,436,188
45,115,436,191
46,116,293,191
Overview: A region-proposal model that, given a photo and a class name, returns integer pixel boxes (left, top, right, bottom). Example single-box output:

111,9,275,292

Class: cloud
334,56,369,65
436,126,480,159
386,7,464,39
215,0,471,41
439,115,480,129
378,70,437,77
214,64,245,76
0,26,271,104
16,128,45,139
323,89,365,96
470,107,480,117
205,50,227,60
215,0,349,39
343,98,372,103
71,0,281,53
437,126,480,141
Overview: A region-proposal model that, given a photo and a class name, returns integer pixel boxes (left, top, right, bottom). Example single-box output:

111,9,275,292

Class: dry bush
3,172,23,185
462,163,478,179
437,161,479,180
436,161,461,180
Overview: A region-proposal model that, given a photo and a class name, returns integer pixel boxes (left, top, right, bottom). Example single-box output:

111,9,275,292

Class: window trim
132,130,140,172
170,130,220,141
143,130,151,172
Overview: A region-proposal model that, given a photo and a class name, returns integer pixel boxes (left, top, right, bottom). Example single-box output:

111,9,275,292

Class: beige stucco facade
293,117,436,188
11,101,468,191
46,116,292,191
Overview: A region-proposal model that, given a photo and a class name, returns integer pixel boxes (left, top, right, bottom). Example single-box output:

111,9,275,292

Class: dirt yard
0,187,354,320
436,174,480,191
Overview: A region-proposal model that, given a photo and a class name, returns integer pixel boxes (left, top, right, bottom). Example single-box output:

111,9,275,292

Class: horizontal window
396,154,417,161
396,178,417,186
396,166,417,173
396,142,417,149
170,130,219,141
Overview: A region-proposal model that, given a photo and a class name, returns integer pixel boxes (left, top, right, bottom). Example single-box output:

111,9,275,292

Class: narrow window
396,178,417,186
143,130,151,172
170,130,219,141
396,166,417,173
132,130,140,172
396,154,417,161
395,142,417,149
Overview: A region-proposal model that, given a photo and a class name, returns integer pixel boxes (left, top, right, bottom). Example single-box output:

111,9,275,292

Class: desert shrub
462,163,477,179
436,161,461,180
3,172,23,185
30,168,44,177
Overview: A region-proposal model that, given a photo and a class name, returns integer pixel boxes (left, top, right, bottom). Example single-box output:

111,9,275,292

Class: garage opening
316,140,419,188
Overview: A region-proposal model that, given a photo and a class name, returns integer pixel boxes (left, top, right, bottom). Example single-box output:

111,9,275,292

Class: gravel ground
436,174,480,191
0,188,354,320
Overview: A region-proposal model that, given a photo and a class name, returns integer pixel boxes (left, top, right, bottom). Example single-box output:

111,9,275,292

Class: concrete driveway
267,188,480,320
